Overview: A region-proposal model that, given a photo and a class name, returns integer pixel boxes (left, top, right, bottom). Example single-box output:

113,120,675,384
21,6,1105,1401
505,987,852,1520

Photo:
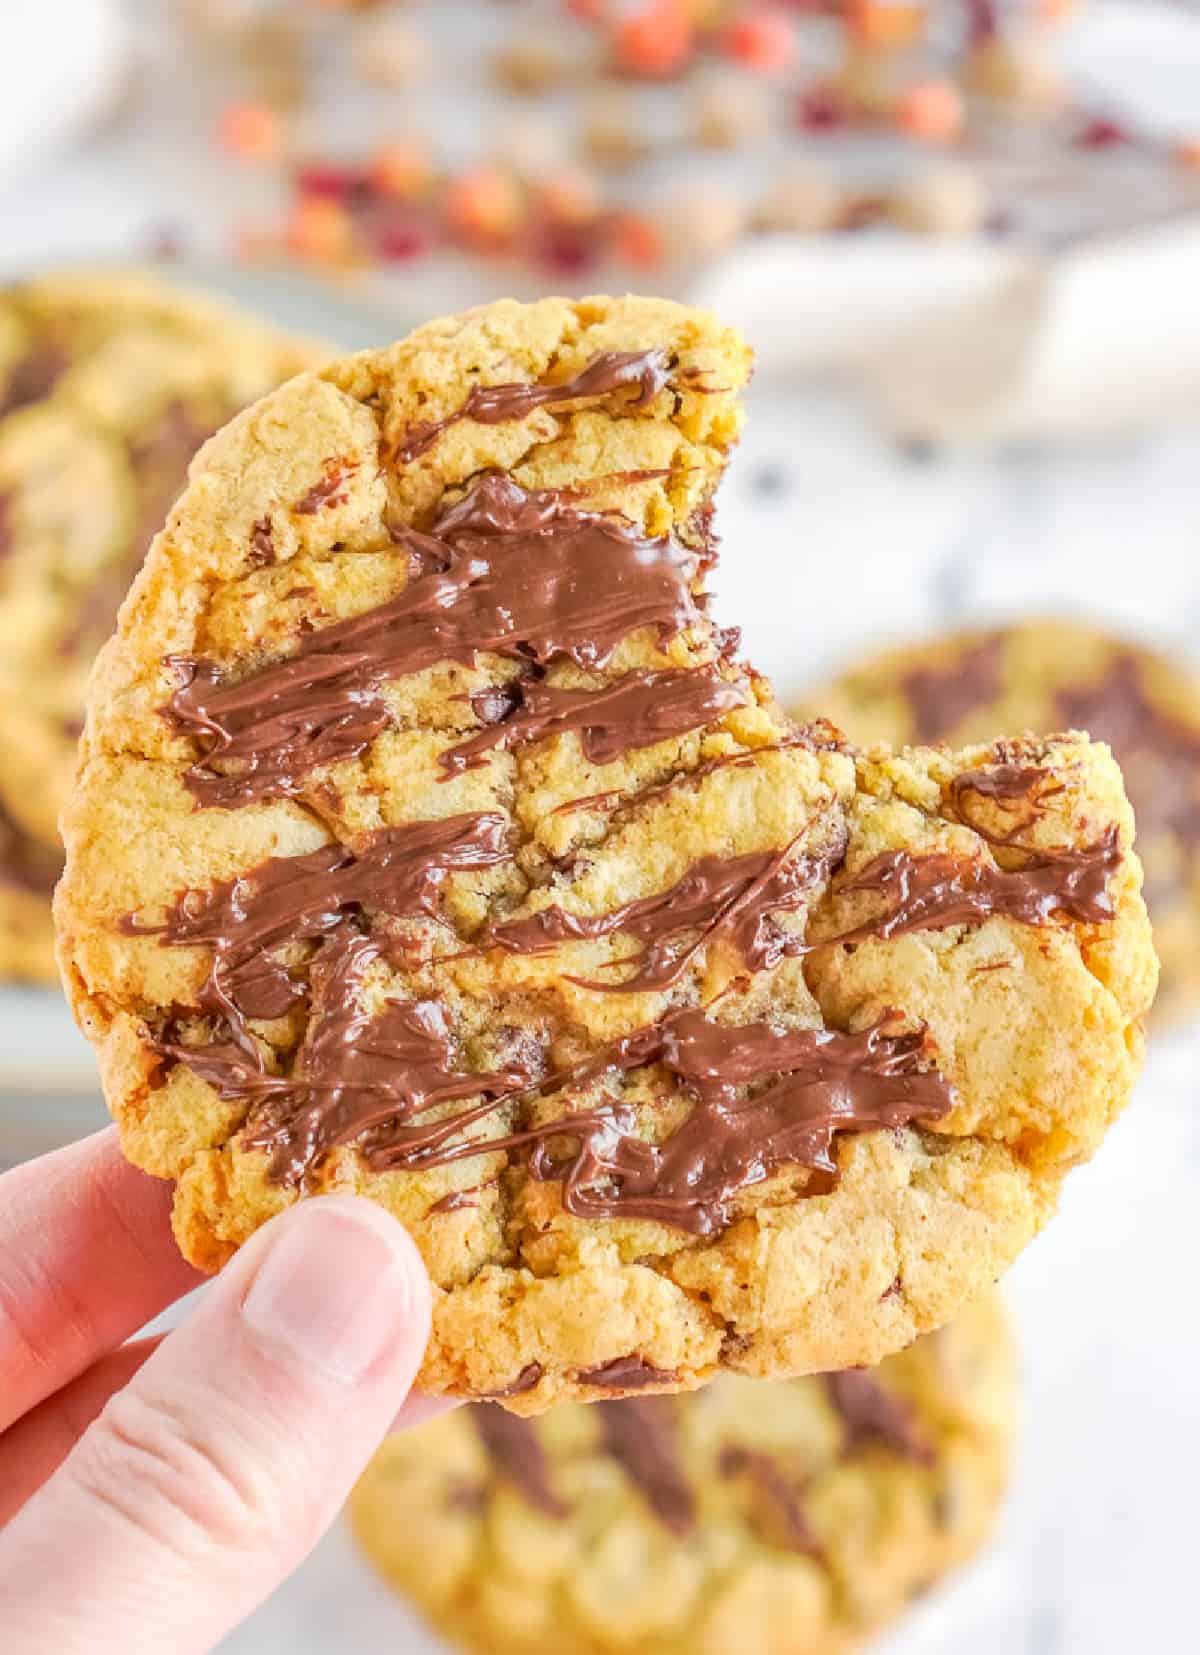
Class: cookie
801,620,1197,1025
55,295,1155,1410
0,268,323,982
350,1293,1015,1655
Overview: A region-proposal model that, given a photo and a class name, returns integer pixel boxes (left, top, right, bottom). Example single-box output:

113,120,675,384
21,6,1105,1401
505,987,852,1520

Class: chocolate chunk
0,798,62,897
720,1445,818,1554
295,462,352,514
900,635,1004,744
577,1355,679,1389
472,1407,567,1517
0,343,67,416
596,1399,695,1535
825,1369,934,1464
483,1363,543,1400
249,517,276,567
1057,654,1200,849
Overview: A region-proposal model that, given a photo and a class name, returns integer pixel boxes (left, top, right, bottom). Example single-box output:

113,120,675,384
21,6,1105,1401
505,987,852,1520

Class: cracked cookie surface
56,296,1156,1409
350,1293,1014,1655
801,619,1196,1026
0,268,322,981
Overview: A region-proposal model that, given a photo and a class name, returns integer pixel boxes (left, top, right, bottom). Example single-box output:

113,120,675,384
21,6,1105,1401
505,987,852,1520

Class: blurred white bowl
0,0,129,182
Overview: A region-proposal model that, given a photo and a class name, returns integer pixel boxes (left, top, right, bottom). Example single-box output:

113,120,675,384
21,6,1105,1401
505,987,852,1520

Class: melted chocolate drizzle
167,475,705,807
831,827,1121,941
145,854,954,1225
946,762,1065,844
487,834,846,993
395,348,673,463
129,812,511,1030
439,665,746,778
825,1369,934,1464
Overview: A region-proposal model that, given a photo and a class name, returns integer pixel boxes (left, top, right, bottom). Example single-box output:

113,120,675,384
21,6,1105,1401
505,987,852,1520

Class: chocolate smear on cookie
827,828,1121,941
167,475,707,807
439,665,747,778
395,347,672,463
485,832,847,991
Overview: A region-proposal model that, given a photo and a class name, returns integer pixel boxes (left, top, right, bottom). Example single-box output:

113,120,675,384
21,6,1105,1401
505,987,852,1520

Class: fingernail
241,1202,412,1384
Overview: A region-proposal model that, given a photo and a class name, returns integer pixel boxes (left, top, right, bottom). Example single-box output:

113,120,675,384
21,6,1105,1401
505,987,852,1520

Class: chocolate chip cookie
0,268,323,981
351,1292,1014,1655
55,295,1156,1409
802,620,1198,1025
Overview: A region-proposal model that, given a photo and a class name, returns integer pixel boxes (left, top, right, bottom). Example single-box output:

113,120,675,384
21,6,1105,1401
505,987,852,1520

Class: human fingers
0,1195,431,1655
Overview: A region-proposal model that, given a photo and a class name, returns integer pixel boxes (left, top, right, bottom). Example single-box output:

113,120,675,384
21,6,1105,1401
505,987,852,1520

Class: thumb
0,1195,431,1655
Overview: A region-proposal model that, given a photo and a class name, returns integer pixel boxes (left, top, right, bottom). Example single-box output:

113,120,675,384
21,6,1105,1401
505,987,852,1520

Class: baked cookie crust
56,296,1155,1408
801,619,1197,1025
0,268,322,980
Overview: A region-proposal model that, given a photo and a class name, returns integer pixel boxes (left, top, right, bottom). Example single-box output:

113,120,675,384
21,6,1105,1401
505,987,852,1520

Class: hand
0,1128,436,1653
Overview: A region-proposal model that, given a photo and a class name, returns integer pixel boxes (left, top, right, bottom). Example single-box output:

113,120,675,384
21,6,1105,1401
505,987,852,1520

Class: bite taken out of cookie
56,296,1157,1412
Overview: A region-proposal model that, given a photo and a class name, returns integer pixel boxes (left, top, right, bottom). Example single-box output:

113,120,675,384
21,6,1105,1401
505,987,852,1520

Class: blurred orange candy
285,197,353,261
847,1,926,49
895,77,965,144
611,211,666,270
721,9,795,73
614,1,693,78
1175,139,1200,170
218,101,284,162
370,141,433,199
444,166,526,247
535,169,603,224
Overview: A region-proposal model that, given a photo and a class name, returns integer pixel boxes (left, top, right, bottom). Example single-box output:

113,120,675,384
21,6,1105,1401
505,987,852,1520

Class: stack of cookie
47,295,1157,1651
0,270,323,983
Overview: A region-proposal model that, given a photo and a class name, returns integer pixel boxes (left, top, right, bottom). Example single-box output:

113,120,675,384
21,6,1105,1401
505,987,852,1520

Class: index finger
0,1128,200,1432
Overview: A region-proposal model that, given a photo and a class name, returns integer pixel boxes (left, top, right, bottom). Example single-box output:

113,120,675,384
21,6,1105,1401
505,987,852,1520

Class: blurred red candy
795,84,845,131
295,161,370,201
1077,116,1130,148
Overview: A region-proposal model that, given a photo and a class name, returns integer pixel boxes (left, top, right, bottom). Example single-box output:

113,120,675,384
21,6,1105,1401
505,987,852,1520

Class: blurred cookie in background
800,619,1200,1026
351,1294,1014,1655
0,269,324,983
